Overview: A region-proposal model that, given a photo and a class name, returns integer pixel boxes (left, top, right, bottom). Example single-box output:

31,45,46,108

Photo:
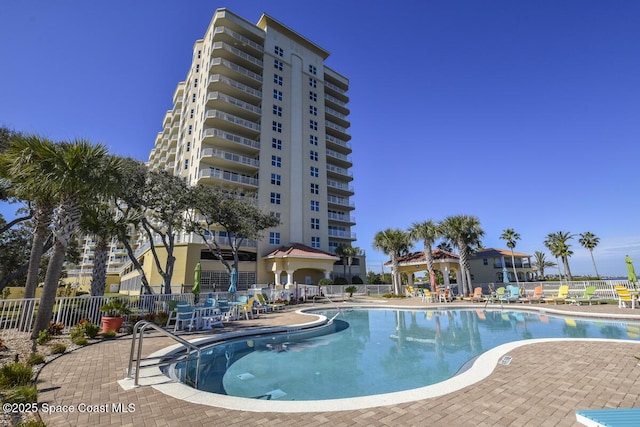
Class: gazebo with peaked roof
387,249,461,292
263,243,339,286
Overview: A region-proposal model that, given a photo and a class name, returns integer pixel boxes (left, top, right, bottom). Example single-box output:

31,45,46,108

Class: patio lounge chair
500,285,520,303
257,293,285,311
576,408,640,426
464,287,483,302
174,303,197,332
615,285,636,309
569,286,599,306
520,285,544,304
486,286,506,304
544,285,569,304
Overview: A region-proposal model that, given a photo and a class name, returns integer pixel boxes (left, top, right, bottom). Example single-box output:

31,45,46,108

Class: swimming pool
166,308,640,402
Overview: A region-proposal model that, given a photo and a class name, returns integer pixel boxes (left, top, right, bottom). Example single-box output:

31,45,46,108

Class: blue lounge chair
576,408,640,426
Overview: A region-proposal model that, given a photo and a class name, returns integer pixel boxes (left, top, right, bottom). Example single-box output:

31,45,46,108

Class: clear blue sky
1,1,639,277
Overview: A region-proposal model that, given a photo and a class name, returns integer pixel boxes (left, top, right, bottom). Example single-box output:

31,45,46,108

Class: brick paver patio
36,298,640,426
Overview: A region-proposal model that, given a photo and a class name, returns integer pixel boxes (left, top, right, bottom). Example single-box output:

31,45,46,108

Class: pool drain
499,355,513,365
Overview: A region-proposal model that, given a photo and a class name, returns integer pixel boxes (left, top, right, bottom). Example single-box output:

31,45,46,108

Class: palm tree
343,245,361,283
579,231,600,279
544,231,574,282
0,135,57,299
31,140,121,338
500,228,521,286
440,215,484,296
372,228,410,295
334,245,348,281
408,220,441,289
532,251,556,280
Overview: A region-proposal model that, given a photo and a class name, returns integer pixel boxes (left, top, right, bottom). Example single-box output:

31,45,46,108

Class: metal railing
127,320,201,388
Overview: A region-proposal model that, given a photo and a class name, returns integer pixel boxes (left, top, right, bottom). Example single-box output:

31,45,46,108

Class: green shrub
72,337,89,346
101,330,116,339
318,278,333,287
16,420,47,427
69,326,84,341
36,330,51,345
2,385,38,404
79,319,100,339
345,286,357,297
351,276,364,284
48,321,64,336
0,363,34,388
26,353,45,366
50,343,66,354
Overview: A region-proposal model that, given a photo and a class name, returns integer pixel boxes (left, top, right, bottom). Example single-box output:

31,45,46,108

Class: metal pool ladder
126,320,202,389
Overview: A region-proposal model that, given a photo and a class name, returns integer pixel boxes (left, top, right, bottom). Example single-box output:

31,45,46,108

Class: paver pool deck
37,298,640,426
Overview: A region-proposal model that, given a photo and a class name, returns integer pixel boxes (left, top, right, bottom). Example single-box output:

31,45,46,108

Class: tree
339,245,360,283
139,170,193,294
187,184,279,279
544,231,574,281
437,241,453,253
532,251,555,280
0,135,57,299
408,220,441,288
372,228,410,295
0,219,32,287
334,245,349,280
112,158,154,294
579,231,600,279
440,215,484,296
31,140,121,339
500,228,521,286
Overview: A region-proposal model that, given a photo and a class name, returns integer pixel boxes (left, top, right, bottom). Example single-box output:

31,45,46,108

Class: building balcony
208,74,262,103
327,195,355,210
204,109,261,136
209,57,262,87
323,80,349,103
326,120,351,140
327,212,356,224
327,179,354,195
326,163,353,180
325,134,352,154
328,229,357,240
198,167,258,189
326,149,353,168
325,107,349,128
206,91,261,119
202,128,260,154
200,147,259,172
211,41,263,73
212,26,264,56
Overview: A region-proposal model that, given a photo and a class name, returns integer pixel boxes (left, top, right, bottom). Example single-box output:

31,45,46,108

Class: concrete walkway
37,298,640,426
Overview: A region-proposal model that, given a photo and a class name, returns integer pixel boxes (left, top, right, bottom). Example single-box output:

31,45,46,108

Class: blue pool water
169,308,640,401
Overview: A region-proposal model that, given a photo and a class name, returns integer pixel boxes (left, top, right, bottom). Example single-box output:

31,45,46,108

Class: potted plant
99,298,131,333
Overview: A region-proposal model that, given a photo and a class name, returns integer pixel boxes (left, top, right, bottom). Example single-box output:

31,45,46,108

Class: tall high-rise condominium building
143,8,363,291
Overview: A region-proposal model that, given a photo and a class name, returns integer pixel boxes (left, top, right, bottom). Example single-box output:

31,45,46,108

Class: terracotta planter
101,316,124,333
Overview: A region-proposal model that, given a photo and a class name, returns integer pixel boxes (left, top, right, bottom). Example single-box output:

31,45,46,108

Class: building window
311,237,320,248
190,109,194,119
273,104,282,116
270,192,281,205
274,46,283,57
483,258,488,266
270,211,281,219
192,94,196,102
274,59,283,70
309,106,317,116
188,125,192,135
310,150,318,161
270,173,281,186
195,64,200,73
311,200,319,211
272,121,282,133
311,218,320,230
310,183,319,194
309,64,317,75
309,91,317,102
269,232,281,244
272,138,282,150
184,159,189,170
273,74,283,86
309,120,318,131
309,135,318,146
309,77,317,88
186,142,191,152
310,166,319,177
271,155,282,167
197,50,201,59
194,78,198,88
273,89,282,101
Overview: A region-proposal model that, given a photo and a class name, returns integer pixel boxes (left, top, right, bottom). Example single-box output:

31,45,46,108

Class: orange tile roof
472,247,531,258
264,242,339,260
